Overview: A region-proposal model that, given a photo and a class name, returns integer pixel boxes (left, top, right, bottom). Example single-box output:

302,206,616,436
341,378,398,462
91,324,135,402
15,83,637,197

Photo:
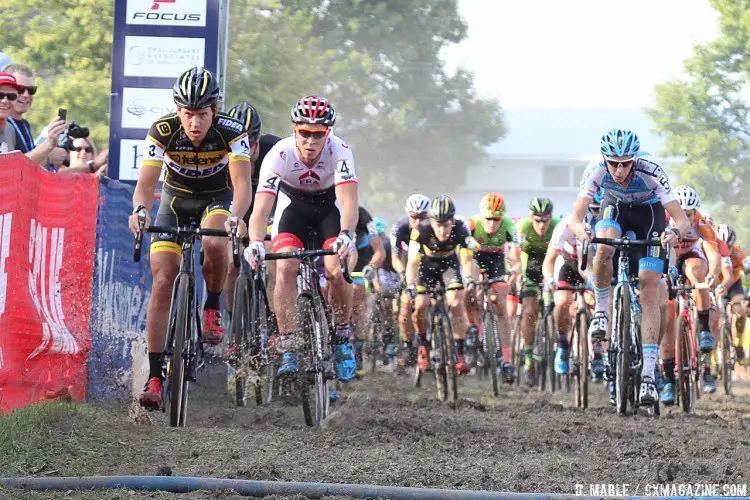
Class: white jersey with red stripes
256,133,357,196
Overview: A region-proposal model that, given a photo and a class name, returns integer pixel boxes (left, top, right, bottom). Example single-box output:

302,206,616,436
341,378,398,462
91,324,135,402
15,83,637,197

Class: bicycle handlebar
580,237,663,271
264,248,352,284
133,213,235,263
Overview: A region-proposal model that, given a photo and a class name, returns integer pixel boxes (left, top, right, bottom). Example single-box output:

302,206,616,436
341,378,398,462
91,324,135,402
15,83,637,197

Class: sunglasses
18,85,38,96
72,146,94,153
605,157,635,169
533,216,552,223
408,212,426,220
296,128,328,140
485,217,502,222
0,92,18,101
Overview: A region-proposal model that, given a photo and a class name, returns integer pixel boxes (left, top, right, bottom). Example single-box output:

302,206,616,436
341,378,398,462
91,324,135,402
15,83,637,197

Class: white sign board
124,36,205,78
118,139,165,181
126,0,207,27
121,87,175,130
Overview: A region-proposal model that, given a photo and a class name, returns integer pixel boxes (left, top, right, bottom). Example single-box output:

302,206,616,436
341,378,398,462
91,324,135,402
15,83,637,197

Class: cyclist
390,194,431,367
542,196,600,377
658,186,722,401
245,95,359,382
350,206,385,376
222,101,282,316
466,192,516,382
127,67,253,409
716,224,748,362
406,195,476,376
568,129,690,406
512,197,559,386
373,216,400,363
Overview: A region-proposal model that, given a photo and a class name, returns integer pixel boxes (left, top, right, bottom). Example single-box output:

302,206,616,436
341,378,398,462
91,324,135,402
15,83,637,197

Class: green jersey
468,215,515,253
515,216,560,260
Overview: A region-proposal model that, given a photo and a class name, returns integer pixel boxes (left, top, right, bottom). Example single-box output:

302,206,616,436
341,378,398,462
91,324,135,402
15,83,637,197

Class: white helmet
717,223,736,247
675,185,701,210
404,194,430,214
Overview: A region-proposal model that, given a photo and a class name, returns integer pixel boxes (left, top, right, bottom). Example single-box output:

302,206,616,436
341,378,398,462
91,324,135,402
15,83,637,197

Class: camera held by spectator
58,121,90,151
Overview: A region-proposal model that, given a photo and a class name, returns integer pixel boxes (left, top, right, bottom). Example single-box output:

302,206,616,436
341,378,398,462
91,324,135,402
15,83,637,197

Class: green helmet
529,197,553,216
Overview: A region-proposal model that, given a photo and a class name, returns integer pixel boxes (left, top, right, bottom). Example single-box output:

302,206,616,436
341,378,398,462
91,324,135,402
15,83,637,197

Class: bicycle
228,246,278,407
262,247,350,427
535,288,557,393
413,281,458,403
715,290,736,395
581,236,664,416
133,214,236,427
351,271,396,374
509,276,525,387
471,271,503,396
667,272,709,414
556,283,591,409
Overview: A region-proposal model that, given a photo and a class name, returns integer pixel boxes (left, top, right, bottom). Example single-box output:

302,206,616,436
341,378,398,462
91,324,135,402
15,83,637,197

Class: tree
0,0,113,149
280,0,505,215
648,0,750,246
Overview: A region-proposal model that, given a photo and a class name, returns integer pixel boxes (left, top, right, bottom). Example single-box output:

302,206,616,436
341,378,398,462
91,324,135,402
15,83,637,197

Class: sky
444,0,720,109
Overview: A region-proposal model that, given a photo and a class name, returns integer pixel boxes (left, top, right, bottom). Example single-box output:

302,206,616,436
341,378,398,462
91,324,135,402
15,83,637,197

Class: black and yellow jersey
142,112,251,198
408,219,473,261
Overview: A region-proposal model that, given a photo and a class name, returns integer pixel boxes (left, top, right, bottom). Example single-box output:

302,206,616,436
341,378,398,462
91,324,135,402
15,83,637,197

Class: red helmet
290,95,336,126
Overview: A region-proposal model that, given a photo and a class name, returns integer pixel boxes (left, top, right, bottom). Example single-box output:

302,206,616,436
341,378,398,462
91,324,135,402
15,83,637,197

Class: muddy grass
1,363,750,499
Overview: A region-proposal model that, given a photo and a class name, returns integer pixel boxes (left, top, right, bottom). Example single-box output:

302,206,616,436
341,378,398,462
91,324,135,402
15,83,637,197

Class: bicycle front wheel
720,322,733,395
230,275,252,407
573,311,589,409
482,309,499,397
615,289,631,416
169,277,192,427
442,313,458,403
676,315,696,414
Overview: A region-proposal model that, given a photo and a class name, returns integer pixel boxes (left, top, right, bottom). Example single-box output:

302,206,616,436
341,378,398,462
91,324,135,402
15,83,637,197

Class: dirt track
2,362,750,499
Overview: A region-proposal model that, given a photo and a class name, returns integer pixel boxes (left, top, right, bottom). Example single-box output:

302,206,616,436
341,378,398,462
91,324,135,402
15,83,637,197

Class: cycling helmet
404,194,430,214
290,95,336,126
529,197,553,216
372,216,387,235
600,129,640,157
717,223,737,247
228,101,262,144
674,185,701,211
173,67,220,109
480,192,506,218
703,212,715,227
429,194,456,223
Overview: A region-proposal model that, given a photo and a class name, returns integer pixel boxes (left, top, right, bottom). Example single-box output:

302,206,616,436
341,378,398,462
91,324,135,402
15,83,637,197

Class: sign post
108,0,223,181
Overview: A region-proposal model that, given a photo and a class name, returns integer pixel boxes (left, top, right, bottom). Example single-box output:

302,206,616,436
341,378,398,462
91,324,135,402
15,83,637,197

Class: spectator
57,135,107,176
0,72,20,153
2,63,66,165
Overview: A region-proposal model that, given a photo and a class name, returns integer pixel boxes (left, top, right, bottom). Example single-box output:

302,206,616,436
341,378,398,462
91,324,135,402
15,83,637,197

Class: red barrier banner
0,153,98,412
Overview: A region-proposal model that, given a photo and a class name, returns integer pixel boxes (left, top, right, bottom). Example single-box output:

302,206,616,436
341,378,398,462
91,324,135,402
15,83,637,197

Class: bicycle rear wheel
482,310,499,396
676,315,696,414
169,277,192,427
615,289,631,416
573,311,589,408
230,275,252,407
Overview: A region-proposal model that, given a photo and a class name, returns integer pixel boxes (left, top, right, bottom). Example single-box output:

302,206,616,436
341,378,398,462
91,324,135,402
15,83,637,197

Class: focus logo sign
126,0,207,27
121,87,174,130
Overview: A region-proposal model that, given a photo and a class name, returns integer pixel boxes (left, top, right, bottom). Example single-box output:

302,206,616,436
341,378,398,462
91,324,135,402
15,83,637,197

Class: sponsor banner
87,178,156,401
118,138,165,182
121,87,175,130
126,0,207,27
124,35,206,78
0,153,98,412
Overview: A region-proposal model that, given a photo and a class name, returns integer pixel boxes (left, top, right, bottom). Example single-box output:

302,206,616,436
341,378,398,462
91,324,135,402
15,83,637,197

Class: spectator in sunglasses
2,63,66,166
57,136,107,176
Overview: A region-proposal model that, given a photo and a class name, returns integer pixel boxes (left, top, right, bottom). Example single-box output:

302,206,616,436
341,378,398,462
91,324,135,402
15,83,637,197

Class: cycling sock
662,358,676,383
148,352,164,380
594,286,610,314
455,338,465,356
557,328,569,348
697,309,710,332
204,290,221,310
642,344,658,379
502,345,512,363
523,344,533,366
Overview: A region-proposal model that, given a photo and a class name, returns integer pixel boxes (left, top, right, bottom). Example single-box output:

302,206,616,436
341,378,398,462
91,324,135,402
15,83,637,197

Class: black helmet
173,67,220,109
429,194,456,223
529,197,553,216
228,101,262,144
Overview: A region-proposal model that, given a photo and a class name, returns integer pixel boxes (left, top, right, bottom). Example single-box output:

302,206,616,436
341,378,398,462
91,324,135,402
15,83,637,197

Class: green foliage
0,0,113,149
648,0,750,246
